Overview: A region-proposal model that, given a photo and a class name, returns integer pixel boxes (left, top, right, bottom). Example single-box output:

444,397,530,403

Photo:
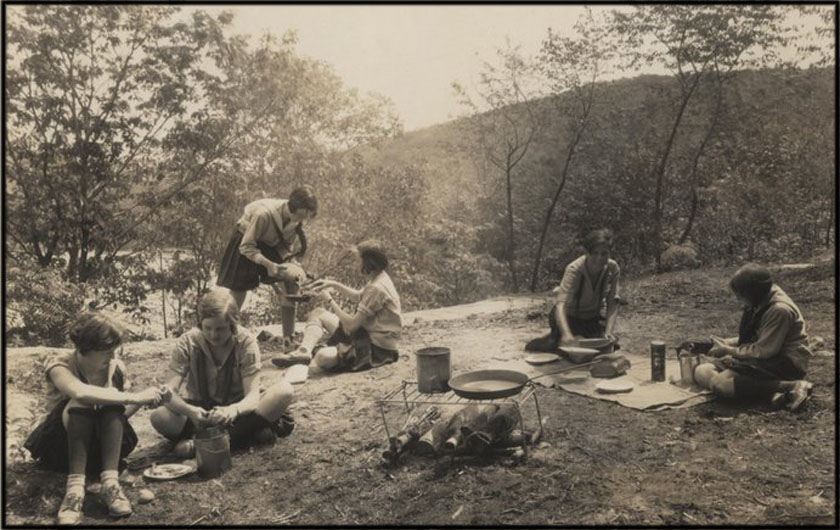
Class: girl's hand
313,288,334,305
158,385,173,405
708,336,733,357
135,387,165,406
308,279,334,291
188,407,211,428
208,406,238,427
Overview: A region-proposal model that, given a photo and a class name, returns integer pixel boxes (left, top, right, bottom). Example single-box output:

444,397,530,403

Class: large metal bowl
578,337,616,353
559,346,601,364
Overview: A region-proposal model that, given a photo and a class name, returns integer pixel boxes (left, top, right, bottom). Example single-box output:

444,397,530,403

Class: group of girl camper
24,188,815,525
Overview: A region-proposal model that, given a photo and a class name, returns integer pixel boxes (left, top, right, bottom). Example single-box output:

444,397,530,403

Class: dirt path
4,260,836,526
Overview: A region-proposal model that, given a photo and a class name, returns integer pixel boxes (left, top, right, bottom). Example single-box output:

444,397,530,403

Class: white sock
100,470,119,488
66,474,86,496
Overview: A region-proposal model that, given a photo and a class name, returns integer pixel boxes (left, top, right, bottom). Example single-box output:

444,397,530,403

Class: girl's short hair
357,241,389,274
69,312,125,355
582,228,614,253
288,185,318,217
729,263,773,306
197,289,240,332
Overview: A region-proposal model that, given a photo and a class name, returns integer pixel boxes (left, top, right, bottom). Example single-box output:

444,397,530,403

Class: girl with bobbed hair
150,289,295,458
271,240,402,373
24,312,171,525
526,228,622,352
217,185,319,351
695,263,815,411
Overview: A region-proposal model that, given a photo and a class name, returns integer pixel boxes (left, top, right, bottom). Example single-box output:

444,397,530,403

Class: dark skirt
217,230,291,292
176,399,295,450
324,326,399,372
23,400,138,477
525,305,604,352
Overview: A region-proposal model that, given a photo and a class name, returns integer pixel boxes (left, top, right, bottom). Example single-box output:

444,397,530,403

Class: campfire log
463,405,520,454
414,406,460,456
383,406,441,461
442,404,499,453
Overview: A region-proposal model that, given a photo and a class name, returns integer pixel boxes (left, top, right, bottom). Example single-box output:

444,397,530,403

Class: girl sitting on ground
694,263,815,411
271,241,402,372
150,289,295,457
24,312,171,525
526,228,621,352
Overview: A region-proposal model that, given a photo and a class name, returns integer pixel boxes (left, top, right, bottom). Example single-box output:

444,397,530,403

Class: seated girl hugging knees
24,312,171,525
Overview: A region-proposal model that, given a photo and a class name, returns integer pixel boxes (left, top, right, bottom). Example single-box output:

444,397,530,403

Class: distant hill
364,67,833,219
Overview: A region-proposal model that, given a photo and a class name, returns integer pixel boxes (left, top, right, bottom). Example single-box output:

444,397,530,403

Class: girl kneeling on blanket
150,289,295,458
24,312,171,525
526,228,621,352
694,263,814,411
272,241,402,372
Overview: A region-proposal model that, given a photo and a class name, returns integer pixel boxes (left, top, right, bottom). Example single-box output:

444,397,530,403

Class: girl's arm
158,372,210,427
49,366,162,407
208,373,261,426
311,279,361,303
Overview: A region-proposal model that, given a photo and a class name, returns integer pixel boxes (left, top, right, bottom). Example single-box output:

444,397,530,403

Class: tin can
678,353,700,385
650,341,666,382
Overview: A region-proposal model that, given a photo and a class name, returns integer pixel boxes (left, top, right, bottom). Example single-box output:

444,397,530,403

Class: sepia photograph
3,2,836,527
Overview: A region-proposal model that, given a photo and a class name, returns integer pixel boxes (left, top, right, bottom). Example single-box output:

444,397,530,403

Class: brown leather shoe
271,349,311,368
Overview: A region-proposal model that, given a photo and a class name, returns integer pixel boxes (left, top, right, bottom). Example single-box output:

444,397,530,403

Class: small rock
137,489,155,504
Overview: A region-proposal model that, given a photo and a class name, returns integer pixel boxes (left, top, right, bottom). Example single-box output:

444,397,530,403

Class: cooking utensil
525,353,561,365
285,291,315,303
558,346,601,364
448,361,604,400
143,463,195,481
578,337,616,353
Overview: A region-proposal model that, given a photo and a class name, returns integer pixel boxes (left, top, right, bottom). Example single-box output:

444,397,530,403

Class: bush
5,258,86,347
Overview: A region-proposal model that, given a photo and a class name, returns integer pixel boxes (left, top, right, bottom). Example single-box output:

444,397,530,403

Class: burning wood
382,406,441,462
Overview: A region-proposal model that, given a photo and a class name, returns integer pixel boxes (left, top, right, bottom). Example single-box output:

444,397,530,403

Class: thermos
650,341,666,382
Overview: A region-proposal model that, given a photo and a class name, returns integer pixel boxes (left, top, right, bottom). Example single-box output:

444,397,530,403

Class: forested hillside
365,67,834,286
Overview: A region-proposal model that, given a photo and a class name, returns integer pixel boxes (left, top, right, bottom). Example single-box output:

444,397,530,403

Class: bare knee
313,346,339,370
693,363,717,388
308,307,329,325
150,407,186,439
257,381,294,420
62,399,94,429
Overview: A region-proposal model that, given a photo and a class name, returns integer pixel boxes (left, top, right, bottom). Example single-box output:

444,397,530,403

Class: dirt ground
4,256,836,526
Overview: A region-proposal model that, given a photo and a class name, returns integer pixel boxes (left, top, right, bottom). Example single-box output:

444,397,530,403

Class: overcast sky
191,5,601,131
189,4,827,132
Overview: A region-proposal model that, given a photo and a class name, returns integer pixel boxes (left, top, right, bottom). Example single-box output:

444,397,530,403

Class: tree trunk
505,163,518,291
653,77,701,270
529,123,586,291
678,188,699,246
160,252,168,339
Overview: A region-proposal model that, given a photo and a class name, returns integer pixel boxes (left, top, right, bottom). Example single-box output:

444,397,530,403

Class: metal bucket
416,347,451,393
195,426,232,479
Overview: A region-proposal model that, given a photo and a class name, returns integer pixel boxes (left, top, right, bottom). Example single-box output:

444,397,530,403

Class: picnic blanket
488,351,714,411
